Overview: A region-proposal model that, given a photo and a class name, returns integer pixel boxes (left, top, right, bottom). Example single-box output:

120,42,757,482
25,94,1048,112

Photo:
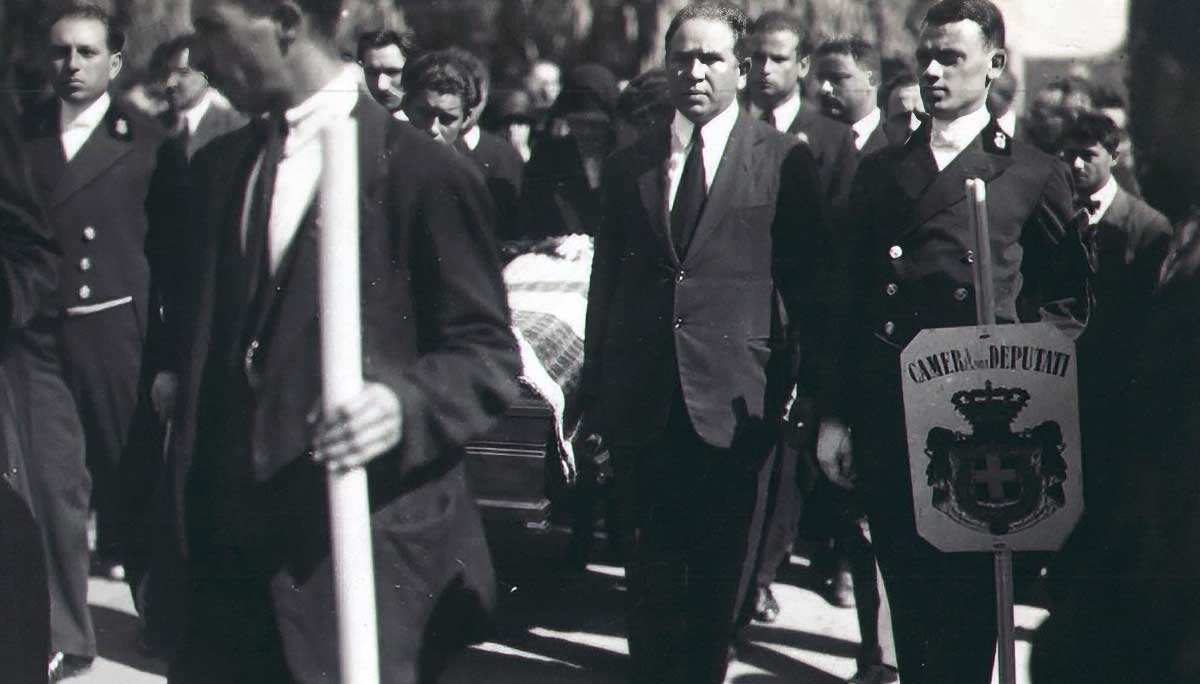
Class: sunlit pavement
77,531,1046,684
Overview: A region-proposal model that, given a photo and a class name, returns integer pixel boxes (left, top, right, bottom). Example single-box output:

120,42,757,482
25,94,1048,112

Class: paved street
75,530,1048,684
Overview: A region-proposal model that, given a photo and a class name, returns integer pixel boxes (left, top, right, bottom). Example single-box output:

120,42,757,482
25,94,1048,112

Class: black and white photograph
0,0,1194,682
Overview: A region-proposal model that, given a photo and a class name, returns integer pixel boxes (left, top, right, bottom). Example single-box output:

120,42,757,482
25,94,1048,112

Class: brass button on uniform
82,226,96,241
885,283,899,296
78,285,92,300
676,270,686,283
883,321,896,336
953,287,969,302
963,250,976,264
888,245,903,260
674,316,684,329
79,257,92,272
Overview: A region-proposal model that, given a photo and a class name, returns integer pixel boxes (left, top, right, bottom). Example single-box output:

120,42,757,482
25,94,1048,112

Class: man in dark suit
816,36,888,158
0,96,62,684
451,48,525,243
1059,112,1171,504
581,4,839,682
818,2,1089,683
149,35,248,161
745,10,858,209
20,3,186,669
169,0,519,681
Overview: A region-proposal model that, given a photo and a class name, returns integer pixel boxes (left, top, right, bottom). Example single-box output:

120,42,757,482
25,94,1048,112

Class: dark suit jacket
168,95,519,680
785,104,858,211
581,108,840,450
858,121,889,158
842,118,1088,448
185,99,247,160
22,98,187,332
456,129,524,242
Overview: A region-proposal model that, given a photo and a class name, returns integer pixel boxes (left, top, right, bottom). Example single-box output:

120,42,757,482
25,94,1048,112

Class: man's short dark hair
236,0,340,39
356,29,416,64
1062,111,1122,156
1092,86,1126,111
148,34,194,77
48,2,125,53
816,36,881,77
923,0,1006,50
445,47,489,98
664,2,750,59
882,69,918,105
1042,75,1095,108
748,10,812,58
401,50,481,112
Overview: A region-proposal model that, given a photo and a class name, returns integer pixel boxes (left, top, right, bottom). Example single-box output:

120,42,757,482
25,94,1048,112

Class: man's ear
987,49,1008,82
273,1,304,49
797,54,811,80
108,51,123,81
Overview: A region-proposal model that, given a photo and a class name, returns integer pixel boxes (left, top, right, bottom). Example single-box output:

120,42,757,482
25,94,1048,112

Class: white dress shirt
997,109,1017,137
851,107,882,151
60,93,111,161
461,125,481,151
750,91,801,134
929,103,991,171
1087,176,1119,226
240,65,360,274
183,90,214,136
667,101,739,214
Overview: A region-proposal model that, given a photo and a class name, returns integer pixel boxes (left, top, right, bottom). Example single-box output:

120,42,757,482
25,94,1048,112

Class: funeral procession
1,0,1198,682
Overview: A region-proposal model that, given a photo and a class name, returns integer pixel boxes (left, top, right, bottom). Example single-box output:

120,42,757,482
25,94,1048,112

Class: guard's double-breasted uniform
841,118,1088,684
21,97,186,658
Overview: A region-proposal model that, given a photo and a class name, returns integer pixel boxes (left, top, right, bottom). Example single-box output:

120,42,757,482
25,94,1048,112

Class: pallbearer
167,1,520,682
817,1,1089,683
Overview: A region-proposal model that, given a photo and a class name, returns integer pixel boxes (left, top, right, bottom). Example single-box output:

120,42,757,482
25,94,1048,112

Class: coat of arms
924,382,1067,535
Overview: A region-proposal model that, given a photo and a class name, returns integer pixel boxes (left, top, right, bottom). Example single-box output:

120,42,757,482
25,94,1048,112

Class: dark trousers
11,325,95,658
612,396,775,684
859,403,997,684
0,478,50,683
59,303,144,559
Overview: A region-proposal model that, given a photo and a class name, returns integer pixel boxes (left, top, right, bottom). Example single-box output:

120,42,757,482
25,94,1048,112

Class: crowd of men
0,0,1197,683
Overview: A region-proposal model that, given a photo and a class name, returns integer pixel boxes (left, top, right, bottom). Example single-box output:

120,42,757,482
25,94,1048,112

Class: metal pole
966,178,1015,684
319,120,381,684
994,545,1017,684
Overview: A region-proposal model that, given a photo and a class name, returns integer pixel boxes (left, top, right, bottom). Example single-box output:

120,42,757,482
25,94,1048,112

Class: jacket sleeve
380,150,521,475
143,136,192,374
0,101,59,336
1017,160,1091,338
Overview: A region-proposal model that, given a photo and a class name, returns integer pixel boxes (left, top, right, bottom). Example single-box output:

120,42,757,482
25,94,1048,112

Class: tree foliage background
2,0,930,104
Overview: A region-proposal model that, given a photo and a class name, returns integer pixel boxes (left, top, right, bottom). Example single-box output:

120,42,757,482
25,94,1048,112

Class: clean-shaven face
666,18,748,125
747,29,807,111
49,17,121,105
916,19,1004,121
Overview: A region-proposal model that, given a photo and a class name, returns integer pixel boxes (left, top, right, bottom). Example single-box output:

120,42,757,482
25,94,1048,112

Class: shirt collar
671,100,739,153
461,125,481,151
60,92,111,133
930,103,991,153
1089,176,1120,224
183,90,214,135
771,91,801,131
851,107,881,149
281,65,361,157
997,109,1017,137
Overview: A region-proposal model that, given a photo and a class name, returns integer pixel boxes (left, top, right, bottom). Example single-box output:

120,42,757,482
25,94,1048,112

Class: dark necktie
761,108,776,129
243,115,287,319
671,125,706,257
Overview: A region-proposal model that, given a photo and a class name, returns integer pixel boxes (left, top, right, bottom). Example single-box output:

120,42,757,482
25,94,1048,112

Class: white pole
319,119,381,684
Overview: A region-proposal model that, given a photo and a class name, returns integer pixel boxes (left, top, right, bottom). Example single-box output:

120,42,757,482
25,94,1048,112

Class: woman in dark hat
517,63,620,239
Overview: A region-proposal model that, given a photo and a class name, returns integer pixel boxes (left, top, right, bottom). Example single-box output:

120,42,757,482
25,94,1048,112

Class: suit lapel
635,129,678,266
911,119,1015,227
257,96,389,389
894,122,937,202
685,109,753,261
51,109,134,207
860,124,889,157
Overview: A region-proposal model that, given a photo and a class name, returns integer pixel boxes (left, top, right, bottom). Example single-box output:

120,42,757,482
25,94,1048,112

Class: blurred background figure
518,63,619,239
814,35,887,155
147,35,246,159
449,48,525,243
880,69,924,145
357,29,417,119
1020,75,1094,155
400,48,480,145
484,88,536,161
1092,86,1141,196
524,58,562,115
987,67,1018,136
613,67,672,149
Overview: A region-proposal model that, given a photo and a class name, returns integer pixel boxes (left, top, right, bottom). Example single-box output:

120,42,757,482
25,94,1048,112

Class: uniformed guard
816,2,1089,683
20,5,187,670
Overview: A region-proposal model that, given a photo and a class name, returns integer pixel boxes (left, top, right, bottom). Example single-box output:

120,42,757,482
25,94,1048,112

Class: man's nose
922,60,943,80
375,74,390,93
65,50,82,71
819,80,834,95
1073,157,1086,171
687,59,705,81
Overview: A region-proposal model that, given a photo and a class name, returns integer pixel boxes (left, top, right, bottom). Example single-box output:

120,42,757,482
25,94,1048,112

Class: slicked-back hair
48,2,125,53
241,0,342,39
664,2,750,59
444,47,489,96
148,34,194,77
356,29,417,64
923,0,1006,50
401,49,481,112
1061,111,1122,156
816,36,881,77
749,10,812,58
